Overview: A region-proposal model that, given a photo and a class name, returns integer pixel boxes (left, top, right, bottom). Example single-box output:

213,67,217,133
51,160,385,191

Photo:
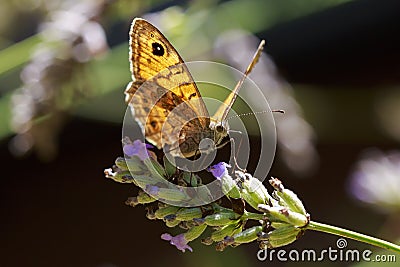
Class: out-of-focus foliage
0,0,156,159
7,0,111,160
349,149,400,212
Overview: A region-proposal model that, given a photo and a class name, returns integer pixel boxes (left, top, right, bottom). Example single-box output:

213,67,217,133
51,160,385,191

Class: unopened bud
143,158,166,178
124,156,148,174
125,197,138,207
204,210,240,226
221,173,241,199
157,187,189,202
270,177,307,215
182,172,199,187
211,223,242,242
258,205,308,227
184,224,207,242
163,157,176,178
233,226,263,244
165,217,181,227
145,207,157,220
267,225,300,242
242,177,269,209
136,190,156,204
267,228,299,248
104,169,136,184
175,207,203,221
154,205,180,220
115,157,128,170
201,236,214,245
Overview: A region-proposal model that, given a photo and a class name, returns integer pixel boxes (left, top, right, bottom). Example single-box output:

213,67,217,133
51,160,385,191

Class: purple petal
208,162,228,180
145,143,154,149
123,143,137,157
123,140,150,160
161,233,172,241
146,185,160,196
161,233,193,252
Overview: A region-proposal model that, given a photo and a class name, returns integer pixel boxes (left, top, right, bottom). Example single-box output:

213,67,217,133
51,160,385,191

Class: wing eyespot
152,42,165,56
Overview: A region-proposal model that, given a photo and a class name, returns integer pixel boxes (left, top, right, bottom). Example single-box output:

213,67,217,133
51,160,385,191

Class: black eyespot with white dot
152,42,164,56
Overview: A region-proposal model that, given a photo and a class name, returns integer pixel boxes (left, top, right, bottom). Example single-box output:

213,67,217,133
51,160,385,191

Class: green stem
0,34,41,75
306,221,400,254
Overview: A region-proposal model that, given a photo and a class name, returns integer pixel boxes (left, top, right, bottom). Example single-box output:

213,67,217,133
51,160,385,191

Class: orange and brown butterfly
125,18,264,158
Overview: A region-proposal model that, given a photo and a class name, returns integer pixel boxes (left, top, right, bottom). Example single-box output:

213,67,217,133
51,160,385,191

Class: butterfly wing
125,18,210,155
212,40,265,123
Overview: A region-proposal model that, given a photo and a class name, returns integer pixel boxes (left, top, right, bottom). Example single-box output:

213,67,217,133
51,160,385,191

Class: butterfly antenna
226,109,285,122
217,40,266,123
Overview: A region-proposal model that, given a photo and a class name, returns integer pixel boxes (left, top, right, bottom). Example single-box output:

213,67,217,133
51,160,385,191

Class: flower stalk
306,220,400,254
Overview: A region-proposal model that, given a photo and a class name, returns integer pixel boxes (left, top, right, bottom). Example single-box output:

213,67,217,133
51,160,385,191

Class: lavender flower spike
161,233,193,252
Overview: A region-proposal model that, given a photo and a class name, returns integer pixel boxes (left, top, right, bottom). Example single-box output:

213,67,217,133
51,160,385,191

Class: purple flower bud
146,185,160,196
207,162,229,180
123,140,152,161
123,144,135,156
145,143,154,149
161,233,193,252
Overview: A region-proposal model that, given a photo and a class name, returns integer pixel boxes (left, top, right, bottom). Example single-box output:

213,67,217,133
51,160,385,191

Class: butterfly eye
216,125,224,133
152,42,165,56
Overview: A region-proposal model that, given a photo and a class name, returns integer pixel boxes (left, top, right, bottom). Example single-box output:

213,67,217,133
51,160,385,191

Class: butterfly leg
229,134,246,173
188,149,201,186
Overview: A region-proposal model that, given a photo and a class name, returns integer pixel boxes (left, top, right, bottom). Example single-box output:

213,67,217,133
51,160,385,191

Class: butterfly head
194,121,229,157
210,120,230,149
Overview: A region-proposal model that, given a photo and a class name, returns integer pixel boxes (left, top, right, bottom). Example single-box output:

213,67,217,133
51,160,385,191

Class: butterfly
125,18,264,159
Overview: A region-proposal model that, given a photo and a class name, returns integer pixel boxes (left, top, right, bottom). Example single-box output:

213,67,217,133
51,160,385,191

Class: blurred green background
1,0,400,266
